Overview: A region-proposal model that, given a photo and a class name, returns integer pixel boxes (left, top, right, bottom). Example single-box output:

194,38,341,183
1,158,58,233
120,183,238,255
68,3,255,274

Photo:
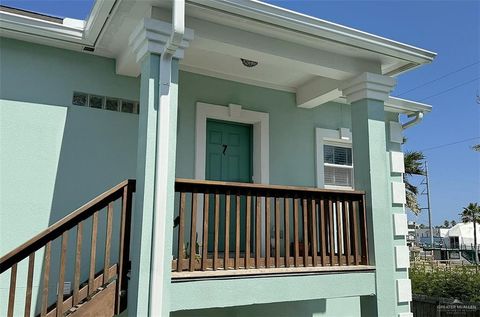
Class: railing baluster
360,196,369,264
234,194,241,270
265,196,271,268
328,197,335,266
336,198,343,265
190,193,198,271
104,202,114,283
73,221,83,306
245,195,252,269
7,263,17,317
89,212,99,294
177,192,186,272
284,197,290,267
311,198,318,267
319,198,327,266
24,253,35,317
302,198,309,267
213,193,220,270
293,198,299,267
275,197,280,268
351,200,359,265
40,241,51,317
255,196,261,268
57,231,68,317
224,193,230,270
343,198,352,265
202,194,209,271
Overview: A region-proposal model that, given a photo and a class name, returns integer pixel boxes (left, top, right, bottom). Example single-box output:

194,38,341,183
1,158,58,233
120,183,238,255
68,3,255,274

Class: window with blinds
323,144,353,187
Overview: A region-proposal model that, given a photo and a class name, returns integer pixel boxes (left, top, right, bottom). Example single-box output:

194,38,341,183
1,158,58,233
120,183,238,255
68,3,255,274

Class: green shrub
410,265,480,302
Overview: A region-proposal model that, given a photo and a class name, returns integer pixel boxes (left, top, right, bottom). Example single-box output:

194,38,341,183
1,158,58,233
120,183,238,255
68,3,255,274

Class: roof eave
186,0,437,67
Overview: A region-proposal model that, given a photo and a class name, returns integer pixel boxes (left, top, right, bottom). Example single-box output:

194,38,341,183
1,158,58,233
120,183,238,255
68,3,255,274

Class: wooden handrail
175,178,365,196
173,178,369,274
0,179,135,273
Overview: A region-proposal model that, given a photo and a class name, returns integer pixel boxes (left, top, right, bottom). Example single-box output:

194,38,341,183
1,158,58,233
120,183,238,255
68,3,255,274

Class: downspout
149,1,185,316
402,111,424,130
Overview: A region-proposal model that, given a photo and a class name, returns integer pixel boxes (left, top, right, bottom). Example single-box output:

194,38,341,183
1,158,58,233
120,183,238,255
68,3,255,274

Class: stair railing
0,179,135,317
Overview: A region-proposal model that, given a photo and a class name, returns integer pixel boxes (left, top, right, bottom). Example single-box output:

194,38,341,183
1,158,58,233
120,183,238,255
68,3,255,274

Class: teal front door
206,119,253,252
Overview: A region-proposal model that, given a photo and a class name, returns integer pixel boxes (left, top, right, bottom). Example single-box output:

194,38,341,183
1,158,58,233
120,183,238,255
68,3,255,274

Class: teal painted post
351,98,398,316
128,51,181,316
129,53,160,316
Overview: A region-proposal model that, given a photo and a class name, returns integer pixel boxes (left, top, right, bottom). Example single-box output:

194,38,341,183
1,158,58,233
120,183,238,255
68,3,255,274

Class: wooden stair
0,180,135,317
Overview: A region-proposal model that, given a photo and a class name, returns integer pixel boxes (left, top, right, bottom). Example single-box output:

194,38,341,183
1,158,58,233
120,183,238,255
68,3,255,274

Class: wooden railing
0,179,135,317
172,179,369,274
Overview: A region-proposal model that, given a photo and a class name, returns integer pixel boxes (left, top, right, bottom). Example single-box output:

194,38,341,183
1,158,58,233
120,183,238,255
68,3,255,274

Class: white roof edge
385,96,432,114
0,0,115,47
186,0,437,65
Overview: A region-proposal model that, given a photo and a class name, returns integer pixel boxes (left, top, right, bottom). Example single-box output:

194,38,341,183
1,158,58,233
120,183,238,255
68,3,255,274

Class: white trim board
195,102,269,184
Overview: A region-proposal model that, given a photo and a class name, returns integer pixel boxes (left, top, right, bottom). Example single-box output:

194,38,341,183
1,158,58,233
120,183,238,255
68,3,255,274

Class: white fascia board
385,97,432,114
186,0,437,69
0,0,114,48
333,96,432,115
84,0,117,45
0,11,84,40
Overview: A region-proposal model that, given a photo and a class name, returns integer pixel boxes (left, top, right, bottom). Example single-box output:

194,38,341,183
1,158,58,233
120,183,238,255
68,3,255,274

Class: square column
342,73,410,316
127,18,193,317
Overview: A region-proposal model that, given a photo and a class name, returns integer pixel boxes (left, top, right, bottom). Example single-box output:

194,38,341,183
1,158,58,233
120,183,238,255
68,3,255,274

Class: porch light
241,58,258,67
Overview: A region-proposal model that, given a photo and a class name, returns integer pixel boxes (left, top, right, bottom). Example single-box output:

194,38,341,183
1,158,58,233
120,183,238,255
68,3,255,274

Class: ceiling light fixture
241,58,258,68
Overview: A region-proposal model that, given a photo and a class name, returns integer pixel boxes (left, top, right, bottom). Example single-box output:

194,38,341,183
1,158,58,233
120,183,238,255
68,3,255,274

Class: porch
171,178,371,278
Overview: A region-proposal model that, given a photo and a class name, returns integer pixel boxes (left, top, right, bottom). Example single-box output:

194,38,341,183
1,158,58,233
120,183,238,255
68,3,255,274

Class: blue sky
3,0,479,226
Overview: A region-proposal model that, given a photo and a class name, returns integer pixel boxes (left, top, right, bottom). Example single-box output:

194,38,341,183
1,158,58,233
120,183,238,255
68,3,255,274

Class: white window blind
323,145,353,187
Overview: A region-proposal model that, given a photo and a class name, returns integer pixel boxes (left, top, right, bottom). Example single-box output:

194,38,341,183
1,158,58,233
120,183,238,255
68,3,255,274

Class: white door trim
195,102,269,184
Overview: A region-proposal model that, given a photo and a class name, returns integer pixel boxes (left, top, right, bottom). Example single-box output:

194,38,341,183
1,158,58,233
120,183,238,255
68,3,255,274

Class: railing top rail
0,179,136,273
175,178,365,196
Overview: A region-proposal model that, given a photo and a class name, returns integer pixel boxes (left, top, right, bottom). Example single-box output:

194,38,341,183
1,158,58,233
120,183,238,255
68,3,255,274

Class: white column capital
129,18,194,63
341,72,396,104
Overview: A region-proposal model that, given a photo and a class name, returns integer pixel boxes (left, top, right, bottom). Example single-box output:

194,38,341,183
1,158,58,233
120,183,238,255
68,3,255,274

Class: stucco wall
172,297,361,317
0,38,140,315
176,71,351,187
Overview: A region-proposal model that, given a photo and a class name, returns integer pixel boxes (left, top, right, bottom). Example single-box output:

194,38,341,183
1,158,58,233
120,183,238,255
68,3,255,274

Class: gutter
402,111,424,130
149,0,185,316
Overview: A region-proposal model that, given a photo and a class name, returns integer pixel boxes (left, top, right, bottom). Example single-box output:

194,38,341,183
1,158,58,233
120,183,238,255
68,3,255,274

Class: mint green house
0,1,436,316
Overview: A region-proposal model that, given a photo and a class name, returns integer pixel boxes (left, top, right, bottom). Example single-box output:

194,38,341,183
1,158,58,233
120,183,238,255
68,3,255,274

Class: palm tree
443,220,450,228
404,151,425,215
460,202,480,264
450,220,457,227
472,144,480,152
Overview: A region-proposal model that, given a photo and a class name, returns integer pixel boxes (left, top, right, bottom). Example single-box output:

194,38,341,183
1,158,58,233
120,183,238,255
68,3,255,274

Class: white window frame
315,127,354,190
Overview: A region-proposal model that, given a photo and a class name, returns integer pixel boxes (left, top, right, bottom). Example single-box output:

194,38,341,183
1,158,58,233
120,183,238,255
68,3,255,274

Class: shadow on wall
171,299,327,317
32,106,139,314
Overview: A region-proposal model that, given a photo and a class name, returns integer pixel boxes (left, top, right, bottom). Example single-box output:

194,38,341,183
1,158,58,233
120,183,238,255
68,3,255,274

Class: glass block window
72,92,88,106
72,92,139,114
323,145,353,187
121,100,135,113
105,98,120,111
89,95,104,109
